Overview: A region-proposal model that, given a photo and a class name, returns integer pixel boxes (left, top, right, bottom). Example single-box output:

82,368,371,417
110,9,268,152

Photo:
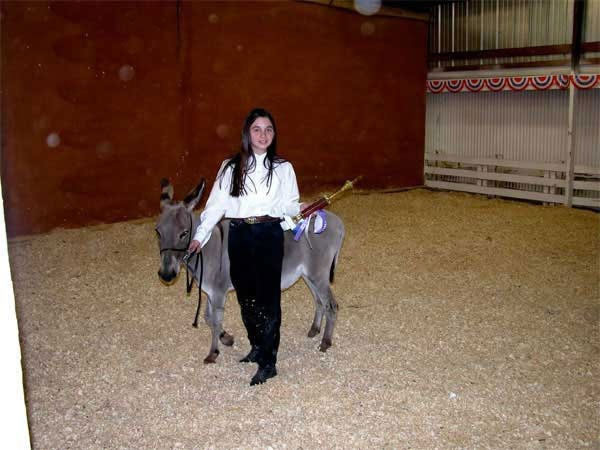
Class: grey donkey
156,178,344,364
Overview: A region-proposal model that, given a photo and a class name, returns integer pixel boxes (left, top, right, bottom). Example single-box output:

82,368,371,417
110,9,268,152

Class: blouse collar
253,152,267,168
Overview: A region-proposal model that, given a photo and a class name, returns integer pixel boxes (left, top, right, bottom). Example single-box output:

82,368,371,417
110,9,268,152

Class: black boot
239,346,259,363
250,365,277,386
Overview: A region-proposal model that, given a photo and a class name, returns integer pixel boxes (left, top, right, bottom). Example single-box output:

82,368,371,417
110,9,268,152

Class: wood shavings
8,189,599,448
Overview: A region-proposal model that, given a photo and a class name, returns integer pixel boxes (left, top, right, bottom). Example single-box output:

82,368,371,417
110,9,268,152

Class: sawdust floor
8,189,600,449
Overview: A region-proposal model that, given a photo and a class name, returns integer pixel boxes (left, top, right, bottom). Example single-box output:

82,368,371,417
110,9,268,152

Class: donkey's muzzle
158,270,177,284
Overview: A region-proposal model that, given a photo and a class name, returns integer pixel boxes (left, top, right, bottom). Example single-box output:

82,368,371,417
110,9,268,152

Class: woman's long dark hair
220,108,285,197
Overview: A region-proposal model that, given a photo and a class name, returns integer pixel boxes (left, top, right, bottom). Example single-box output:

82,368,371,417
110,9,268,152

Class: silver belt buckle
245,216,257,225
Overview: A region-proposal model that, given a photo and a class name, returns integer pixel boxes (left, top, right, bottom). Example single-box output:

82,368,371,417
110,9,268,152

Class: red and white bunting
427,74,599,93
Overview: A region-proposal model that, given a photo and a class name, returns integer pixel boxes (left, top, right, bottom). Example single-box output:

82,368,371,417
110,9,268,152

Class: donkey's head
156,178,206,283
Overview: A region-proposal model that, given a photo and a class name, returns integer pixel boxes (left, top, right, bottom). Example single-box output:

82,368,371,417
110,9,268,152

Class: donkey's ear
160,178,174,210
183,178,206,211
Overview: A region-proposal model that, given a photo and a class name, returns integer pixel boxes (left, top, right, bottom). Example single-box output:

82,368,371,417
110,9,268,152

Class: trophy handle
294,175,362,223
326,176,363,203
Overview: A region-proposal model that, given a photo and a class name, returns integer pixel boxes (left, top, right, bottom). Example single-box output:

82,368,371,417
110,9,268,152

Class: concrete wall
1,1,427,236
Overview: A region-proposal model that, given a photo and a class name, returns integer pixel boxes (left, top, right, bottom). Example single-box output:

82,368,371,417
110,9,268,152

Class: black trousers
228,220,283,369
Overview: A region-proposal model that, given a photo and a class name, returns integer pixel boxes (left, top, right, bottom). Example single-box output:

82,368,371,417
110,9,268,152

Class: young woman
188,108,301,386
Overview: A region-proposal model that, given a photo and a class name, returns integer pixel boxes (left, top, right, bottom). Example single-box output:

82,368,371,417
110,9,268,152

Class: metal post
564,0,585,207
565,74,576,207
451,2,455,67
480,1,484,66
438,4,441,69
571,0,585,71
495,0,500,65
465,0,469,53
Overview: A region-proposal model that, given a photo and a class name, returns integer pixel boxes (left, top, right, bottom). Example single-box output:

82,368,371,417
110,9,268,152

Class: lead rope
184,251,204,328
192,252,204,328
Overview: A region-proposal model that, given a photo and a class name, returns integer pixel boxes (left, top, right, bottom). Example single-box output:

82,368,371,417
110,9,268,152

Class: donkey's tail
329,223,345,284
329,254,337,283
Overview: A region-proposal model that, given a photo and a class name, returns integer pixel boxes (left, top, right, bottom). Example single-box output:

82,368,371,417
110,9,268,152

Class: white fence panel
425,88,600,208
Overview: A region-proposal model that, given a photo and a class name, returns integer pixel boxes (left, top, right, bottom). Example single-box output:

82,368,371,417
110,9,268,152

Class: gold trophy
293,176,362,224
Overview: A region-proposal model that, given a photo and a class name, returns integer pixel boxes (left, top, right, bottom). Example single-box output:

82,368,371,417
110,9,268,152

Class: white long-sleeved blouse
192,152,300,248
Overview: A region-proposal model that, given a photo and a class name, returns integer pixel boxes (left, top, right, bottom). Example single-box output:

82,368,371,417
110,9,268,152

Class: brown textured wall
1,1,427,237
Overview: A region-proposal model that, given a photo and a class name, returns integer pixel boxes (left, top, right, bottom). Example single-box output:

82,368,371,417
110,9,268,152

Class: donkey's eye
179,230,189,239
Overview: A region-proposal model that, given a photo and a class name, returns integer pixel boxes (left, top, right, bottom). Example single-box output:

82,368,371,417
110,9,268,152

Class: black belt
228,215,281,225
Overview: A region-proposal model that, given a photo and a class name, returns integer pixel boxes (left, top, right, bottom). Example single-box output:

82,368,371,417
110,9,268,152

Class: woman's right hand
188,239,201,253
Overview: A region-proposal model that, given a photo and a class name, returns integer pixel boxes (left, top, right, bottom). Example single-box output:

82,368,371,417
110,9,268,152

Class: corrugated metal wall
426,89,567,163
574,89,600,168
585,0,600,59
428,0,590,69
426,88,599,167
586,0,600,41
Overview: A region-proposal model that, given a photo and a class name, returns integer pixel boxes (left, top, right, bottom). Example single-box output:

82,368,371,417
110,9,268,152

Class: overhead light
354,0,381,16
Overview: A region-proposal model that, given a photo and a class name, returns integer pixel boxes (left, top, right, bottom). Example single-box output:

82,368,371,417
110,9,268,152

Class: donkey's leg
215,291,234,347
319,285,338,352
302,275,325,338
203,294,222,364
305,276,338,352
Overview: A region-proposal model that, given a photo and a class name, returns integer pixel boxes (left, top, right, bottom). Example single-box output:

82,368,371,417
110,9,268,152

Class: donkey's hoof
307,326,320,338
203,350,219,364
220,331,235,347
319,339,332,352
